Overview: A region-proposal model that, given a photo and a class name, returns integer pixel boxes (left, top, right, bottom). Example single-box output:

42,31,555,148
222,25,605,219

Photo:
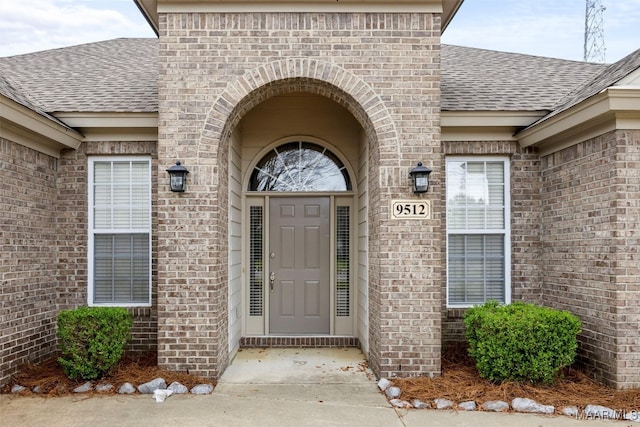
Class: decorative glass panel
336,206,350,317
249,206,264,316
249,142,351,192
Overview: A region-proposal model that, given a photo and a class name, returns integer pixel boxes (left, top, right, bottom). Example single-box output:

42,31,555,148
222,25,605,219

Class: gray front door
269,197,330,334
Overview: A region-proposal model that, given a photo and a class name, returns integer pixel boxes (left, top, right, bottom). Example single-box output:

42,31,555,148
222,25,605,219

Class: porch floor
219,347,373,385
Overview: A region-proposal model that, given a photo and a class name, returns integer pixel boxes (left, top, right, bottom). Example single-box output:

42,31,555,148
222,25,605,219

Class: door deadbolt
269,272,275,292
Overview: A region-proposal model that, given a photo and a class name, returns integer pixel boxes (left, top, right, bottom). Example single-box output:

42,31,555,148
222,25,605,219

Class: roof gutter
0,94,83,158
518,87,640,156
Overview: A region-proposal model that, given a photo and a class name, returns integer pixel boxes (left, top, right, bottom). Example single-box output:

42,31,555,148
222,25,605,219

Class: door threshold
240,336,359,348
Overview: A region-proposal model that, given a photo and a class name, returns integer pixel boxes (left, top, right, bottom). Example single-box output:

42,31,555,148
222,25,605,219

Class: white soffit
54,112,159,142
135,0,158,33
157,0,444,12
135,0,462,34
441,111,545,141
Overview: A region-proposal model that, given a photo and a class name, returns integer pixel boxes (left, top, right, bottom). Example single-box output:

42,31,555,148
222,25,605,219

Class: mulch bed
3,346,639,414
1,352,213,396
394,345,640,412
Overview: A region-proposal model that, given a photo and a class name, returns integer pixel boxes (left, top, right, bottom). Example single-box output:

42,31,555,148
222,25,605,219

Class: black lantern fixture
166,161,189,192
409,162,432,193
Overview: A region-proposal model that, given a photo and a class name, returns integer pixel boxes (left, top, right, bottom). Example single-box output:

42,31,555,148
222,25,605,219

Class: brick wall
56,141,158,353
0,138,60,385
157,11,442,379
0,137,159,387
441,141,543,346
541,130,640,389
440,133,640,389
613,130,640,389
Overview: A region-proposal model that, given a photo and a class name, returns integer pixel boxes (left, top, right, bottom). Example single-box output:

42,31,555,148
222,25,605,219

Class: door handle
269,272,275,292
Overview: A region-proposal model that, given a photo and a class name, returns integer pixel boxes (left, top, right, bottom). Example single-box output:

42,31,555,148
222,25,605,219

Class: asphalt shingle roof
0,38,633,120
0,74,71,128
0,38,158,113
540,48,640,122
1,74,43,112
441,45,607,111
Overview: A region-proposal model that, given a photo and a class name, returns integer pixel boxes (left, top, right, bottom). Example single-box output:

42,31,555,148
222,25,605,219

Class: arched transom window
249,142,351,192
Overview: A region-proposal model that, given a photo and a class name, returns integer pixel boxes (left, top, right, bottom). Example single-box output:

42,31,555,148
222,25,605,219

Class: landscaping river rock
11,376,214,403
8,372,639,420
377,377,640,422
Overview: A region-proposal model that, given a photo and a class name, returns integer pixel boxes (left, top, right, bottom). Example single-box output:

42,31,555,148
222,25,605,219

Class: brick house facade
1,0,639,389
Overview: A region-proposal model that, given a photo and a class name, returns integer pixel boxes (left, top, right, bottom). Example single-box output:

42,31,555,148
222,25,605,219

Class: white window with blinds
88,157,151,306
446,157,510,307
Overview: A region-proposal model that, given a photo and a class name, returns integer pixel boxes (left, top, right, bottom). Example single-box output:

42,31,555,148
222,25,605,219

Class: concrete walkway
0,348,633,426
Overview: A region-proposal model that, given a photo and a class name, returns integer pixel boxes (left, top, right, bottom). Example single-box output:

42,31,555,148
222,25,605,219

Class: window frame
445,156,511,308
248,141,352,192
87,156,152,307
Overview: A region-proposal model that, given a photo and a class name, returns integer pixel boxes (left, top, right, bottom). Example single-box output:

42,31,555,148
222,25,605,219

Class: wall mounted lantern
166,161,189,192
409,162,432,193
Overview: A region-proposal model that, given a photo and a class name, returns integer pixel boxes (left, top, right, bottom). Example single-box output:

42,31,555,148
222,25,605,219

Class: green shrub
464,301,581,384
57,306,133,380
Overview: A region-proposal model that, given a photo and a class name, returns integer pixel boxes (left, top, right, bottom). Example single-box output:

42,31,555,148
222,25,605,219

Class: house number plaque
391,200,431,219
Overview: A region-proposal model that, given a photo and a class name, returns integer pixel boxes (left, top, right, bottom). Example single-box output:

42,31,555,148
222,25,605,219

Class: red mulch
1,352,213,396
393,345,640,412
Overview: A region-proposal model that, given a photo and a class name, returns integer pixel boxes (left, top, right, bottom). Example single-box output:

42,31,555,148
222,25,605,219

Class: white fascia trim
135,0,159,35
441,111,545,141
54,112,158,128
518,87,640,156
157,0,444,13
0,95,83,157
441,0,463,32
54,112,159,142
139,0,460,33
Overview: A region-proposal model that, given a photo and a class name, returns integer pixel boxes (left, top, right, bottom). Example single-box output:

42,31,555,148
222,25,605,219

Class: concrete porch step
220,347,372,384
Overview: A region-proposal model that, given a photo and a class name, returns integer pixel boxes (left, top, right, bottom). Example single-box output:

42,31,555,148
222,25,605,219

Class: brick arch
197,57,399,169
194,59,398,375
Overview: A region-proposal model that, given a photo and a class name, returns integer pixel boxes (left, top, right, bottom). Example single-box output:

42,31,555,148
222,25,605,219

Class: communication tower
584,0,606,62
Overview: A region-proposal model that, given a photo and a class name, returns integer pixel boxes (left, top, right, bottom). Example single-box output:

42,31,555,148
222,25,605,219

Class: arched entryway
244,140,356,337
156,15,443,382
191,66,395,374
226,91,366,354
157,58,441,381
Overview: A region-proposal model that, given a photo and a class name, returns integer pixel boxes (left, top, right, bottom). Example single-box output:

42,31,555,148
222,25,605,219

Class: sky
443,0,640,63
0,0,639,62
